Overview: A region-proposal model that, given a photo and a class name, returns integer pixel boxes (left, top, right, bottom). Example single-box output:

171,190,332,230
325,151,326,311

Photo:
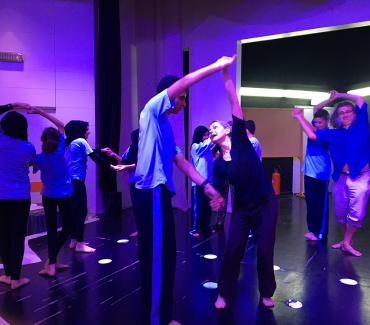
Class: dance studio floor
1,194,370,325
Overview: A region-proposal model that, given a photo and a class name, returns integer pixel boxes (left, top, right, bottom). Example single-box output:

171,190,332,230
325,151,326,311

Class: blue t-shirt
0,133,36,199
315,103,369,181
135,90,180,193
34,134,73,198
65,138,94,182
302,138,331,181
191,138,214,186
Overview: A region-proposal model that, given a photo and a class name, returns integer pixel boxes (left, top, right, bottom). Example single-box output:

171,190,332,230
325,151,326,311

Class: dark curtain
95,0,121,211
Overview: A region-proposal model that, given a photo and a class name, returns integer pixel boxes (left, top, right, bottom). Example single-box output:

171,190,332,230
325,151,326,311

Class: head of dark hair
156,75,180,94
131,128,139,144
65,120,89,145
314,109,330,120
330,101,356,129
0,111,28,141
41,127,60,153
192,125,209,144
245,120,256,134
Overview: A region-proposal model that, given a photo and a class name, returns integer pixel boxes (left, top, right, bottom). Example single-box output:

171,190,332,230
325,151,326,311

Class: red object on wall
272,170,280,196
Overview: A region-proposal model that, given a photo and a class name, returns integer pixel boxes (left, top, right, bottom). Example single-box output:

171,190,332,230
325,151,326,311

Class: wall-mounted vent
0,51,24,63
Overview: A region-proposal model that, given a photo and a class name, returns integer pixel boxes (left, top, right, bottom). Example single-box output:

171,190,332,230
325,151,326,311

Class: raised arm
27,106,65,133
334,91,365,108
291,107,317,140
222,67,243,119
313,91,337,114
167,55,236,101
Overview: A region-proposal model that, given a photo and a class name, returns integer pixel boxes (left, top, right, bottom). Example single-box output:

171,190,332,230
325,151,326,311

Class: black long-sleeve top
212,115,273,208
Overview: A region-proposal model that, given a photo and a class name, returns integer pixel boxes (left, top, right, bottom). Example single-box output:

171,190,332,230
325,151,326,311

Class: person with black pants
30,107,73,276
212,66,278,309
0,104,35,289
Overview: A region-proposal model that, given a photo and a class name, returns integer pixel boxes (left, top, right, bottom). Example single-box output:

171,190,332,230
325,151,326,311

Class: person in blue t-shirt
65,120,119,253
29,107,72,277
133,56,233,325
213,66,278,310
0,106,35,290
292,90,369,257
190,125,215,237
292,106,331,242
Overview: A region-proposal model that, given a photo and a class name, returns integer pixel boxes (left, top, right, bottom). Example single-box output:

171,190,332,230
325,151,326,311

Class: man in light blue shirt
133,56,235,325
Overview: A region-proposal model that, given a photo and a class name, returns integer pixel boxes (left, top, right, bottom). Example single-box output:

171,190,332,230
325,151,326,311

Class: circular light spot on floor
98,259,112,265
117,239,129,244
203,254,217,260
339,278,358,286
285,299,303,309
273,265,281,271
202,281,218,289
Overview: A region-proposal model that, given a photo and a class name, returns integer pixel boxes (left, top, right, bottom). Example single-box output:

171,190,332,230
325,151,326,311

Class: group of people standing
0,103,121,289
1,53,369,325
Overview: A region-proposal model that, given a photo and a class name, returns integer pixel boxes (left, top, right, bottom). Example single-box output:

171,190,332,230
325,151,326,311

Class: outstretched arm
313,91,337,114
167,55,236,101
222,67,243,119
174,153,224,210
27,106,64,133
291,107,316,140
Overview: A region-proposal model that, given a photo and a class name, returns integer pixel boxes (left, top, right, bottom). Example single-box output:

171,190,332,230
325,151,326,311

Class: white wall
0,0,97,213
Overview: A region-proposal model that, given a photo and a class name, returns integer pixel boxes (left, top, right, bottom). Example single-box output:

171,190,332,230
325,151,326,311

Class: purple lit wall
0,0,97,212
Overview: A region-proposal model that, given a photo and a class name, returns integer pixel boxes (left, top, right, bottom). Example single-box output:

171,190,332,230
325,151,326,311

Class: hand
112,164,128,172
101,147,114,156
203,183,224,211
291,107,303,119
25,106,42,114
328,90,338,101
216,55,236,70
12,103,31,111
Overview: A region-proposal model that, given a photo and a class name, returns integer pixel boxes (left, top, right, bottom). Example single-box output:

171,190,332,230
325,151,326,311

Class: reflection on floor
0,195,369,325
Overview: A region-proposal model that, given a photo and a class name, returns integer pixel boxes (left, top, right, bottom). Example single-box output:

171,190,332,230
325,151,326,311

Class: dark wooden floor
1,195,370,325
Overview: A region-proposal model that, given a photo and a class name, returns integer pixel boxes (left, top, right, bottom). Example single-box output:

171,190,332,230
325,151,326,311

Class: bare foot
0,275,11,285
342,243,362,257
214,295,226,309
168,321,182,325
304,232,318,241
69,239,77,249
56,263,69,270
75,242,96,253
331,241,343,249
129,231,138,237
261,296,275,308
11,278,30,290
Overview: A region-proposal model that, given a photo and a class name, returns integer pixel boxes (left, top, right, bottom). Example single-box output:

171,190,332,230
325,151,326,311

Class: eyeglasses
338,110,354,116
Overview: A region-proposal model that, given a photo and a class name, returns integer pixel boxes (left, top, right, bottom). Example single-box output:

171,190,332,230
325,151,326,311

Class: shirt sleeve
191,139,214,158
143,90,173,118
79,138,94,155
314,129,330,146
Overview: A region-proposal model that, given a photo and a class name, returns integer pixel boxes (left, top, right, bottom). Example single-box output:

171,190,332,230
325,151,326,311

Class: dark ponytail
41,127,60,153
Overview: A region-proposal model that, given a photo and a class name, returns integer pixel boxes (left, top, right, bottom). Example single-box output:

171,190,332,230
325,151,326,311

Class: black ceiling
241,24,370,107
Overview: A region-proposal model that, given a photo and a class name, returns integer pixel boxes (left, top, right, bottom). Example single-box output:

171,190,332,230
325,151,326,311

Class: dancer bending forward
212,66,278,309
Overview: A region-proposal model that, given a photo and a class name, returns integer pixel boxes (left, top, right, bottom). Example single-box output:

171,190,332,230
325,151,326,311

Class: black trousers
304,175,329,240
218,193,278,299
70,180,88,242
0,199,30,280
191,185,212,233
133,185,176,325
42,196,72,263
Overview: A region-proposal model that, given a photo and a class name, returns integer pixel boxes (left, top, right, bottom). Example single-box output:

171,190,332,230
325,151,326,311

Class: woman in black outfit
212,65,278,309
